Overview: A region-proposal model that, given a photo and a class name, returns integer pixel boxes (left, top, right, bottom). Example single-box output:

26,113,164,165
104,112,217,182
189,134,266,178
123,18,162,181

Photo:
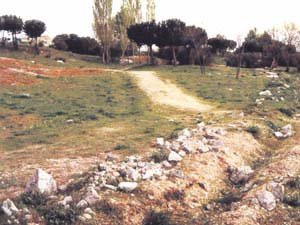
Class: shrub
114,144,130,151
143,210,173,225
279,108,295,117
283,194,300,207
20,192,48,208
151,151,168,163
246,126,261,138
217,191,242,207
94,200,123,221
42,205,77,225
164,189,185,201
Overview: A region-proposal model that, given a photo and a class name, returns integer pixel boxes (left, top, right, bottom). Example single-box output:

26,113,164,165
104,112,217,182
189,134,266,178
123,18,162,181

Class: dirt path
130,71,213,112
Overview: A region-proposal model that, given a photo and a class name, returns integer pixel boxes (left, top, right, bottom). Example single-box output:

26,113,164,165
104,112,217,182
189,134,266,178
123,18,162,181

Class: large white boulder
118,182,138,192
25,169,57,195
168,151,183,162
257,190,276,211
1,199,19,216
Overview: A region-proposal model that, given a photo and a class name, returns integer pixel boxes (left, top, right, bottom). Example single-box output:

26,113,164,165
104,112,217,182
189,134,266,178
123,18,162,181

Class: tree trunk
285,54,290,72
236,52,242,79
35,37,39,55
200,55,206,75
172,46,177,66
102,46,106,64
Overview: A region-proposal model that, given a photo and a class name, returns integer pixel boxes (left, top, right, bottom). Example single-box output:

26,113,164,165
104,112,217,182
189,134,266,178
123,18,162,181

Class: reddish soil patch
0,57,104,86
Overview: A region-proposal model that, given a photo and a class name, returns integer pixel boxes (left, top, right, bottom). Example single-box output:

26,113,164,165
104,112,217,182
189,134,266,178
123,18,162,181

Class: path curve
130,71,213,112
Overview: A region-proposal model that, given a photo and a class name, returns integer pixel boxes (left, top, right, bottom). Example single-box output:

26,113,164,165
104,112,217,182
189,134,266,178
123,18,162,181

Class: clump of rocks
229,166,254,185
1,122,230,224
256,182,285,211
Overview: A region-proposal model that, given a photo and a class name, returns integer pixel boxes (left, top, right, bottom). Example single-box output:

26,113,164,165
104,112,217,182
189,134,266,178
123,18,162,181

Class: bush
283,177,300,207
20,192,48,208
43,205,77,225
151,151,168,163
246,126,261,138
164,189,185,201
114,144,130,151
283,194,300,207
94,199,123,221
279,108,295,117
226,53,262,68
143,210,173,225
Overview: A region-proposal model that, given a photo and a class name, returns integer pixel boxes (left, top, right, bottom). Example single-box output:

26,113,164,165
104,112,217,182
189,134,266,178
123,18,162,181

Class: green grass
0,71,188,154
140,65,300,114
0,47,128,70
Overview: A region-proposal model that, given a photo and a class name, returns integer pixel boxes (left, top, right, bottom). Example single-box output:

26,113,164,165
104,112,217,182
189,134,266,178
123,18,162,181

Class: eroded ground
0,55,300,225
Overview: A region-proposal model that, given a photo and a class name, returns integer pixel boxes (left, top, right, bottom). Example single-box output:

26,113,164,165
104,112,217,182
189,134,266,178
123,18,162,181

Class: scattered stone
266,72,279,78
273,124,293,139
161,160,172,168
1,199,19,217
77,200,88,209
104,184,118,191
257,190,276,211
259,90,272,96
83,213,92,220
267,182,284,201
84,208,96,216
85,187,100,205
156,138,164,147
58,196,73,206
25,169,57,195
168,151,182,162
118,182,138,192
229,166,254,185
66,119,74,124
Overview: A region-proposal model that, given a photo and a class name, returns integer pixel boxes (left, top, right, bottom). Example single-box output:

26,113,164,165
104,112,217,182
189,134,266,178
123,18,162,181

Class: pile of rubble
1,122,232,223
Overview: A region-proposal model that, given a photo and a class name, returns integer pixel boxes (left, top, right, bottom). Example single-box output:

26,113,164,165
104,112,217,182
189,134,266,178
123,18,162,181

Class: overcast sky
1,0,300,40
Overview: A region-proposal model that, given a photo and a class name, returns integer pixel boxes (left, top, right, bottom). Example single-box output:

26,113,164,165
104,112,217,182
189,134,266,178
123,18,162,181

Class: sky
1,0,300,40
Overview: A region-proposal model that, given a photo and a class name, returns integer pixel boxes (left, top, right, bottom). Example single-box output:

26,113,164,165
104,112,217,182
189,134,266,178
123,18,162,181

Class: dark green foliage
24,20,46,39
283,177,300,207
286,177,300,189
284,194,300,207
20,192,48,208
52,34,100,56
207,36,236,55
0,15,23,49
114,144,130,151
164,189,185,201
279,108,295,117
143,210,173,225
217,191,242,207
42,205,77,225
246,126,261,138
94,199,123,222
151,151,168,163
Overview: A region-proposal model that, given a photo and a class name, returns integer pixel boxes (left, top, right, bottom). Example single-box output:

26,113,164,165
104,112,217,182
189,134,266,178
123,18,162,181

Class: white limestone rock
168,151,182,162
118,182,138,192
1,199,19,217
25,169,57,195
257,190,276,211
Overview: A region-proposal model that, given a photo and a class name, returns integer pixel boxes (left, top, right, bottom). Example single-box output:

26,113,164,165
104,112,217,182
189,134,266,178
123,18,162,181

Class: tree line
0,15,46,53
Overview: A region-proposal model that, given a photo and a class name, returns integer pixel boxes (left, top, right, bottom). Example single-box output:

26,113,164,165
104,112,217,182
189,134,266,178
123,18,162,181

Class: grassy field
143,65,300,115
0,70,195,161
